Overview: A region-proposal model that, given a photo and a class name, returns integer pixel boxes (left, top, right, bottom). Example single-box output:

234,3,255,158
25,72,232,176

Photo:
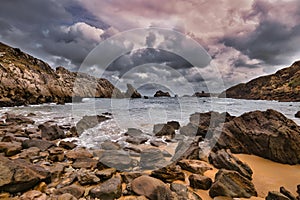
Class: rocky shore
0,108,300,200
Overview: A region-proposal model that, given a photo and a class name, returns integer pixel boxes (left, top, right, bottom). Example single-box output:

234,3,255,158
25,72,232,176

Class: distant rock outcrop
124,84,142,98
220,61,300,102
0,42,123,106
154,90,171,97
193,91,210,97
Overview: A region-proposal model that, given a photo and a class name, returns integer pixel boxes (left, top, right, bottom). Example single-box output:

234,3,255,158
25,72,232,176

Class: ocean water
1,97,300,148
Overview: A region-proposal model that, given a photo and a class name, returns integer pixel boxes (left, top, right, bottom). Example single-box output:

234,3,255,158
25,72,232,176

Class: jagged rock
131,175,173,200
167,121,180,130
0,141,22,156
170,183,188,200
280,186,297,200
77,168,100,185
121,172,144,184
38,124,65,140
48,147,65,162
59,141,77,150
90,175,122,200
125,84,142,98
189,174,212,190
266,191,290,200
295,111,300,118
0,155,50,193
154,90,171,97
214,109,300,164
153,123,175,138
220,61,300,102
151,164,185,183
76,115,110,135
177,159,212,174
95,168,116,180
20,190,47,200
0,42,123,107
22,139,55,151
208,149,253,179
172,139,200,162
140,148,167,170
55,184,85,199
209,169,257,198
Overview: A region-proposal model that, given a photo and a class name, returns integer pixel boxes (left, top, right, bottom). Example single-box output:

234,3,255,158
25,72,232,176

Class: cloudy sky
0,0,299,94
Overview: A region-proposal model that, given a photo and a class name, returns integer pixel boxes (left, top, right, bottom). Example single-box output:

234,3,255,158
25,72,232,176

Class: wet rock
178,159,212,174
59,141,77,150
100,140,121,150
295,111,300,118
154,90,171,97
209,169,257,198
48,147,65,162
20,190,47,200
140,148,167,170
77,168,100,185
65,148,93,160
280,186,297,200
124,84,142,98
167,121,180,130
38,124,65,141
131,175,173,200
208,149,253,179
55,184,85,199
22,139,55,151
76,115,110,135
189,174,212,190
72,157,98,169
98,150,138,171
0,155,50,193
90,175,122,200
170,183,188,200
0,141,22,156
214,109,300,164
153,124,175,138
151,164,185,183
266,191,290,200
95,168,116,180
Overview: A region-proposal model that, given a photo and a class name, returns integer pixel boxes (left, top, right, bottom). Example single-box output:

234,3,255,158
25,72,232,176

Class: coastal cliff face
0,42,122,106
221,61,300,102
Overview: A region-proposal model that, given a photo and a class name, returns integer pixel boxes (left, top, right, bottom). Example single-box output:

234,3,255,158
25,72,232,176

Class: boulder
209,169,257,198
100,141,121,150
295,111,300,118
131,175,173,200
153,124,175,138
189,174,212,190
95,168,116,181
59,141,77,150
22,139,55,151
170,183,188,200
167,121,180,130
208,149,253,179
140,148,167,170
38,124,65,140
77,168,100,185
48,147,65,162
177,159,212,174
65,148,93,160
55,184,85,199
214,109,300,164
154,90,171,97
0,141,22,156
125,84,142,98
151,164,185,183
76,115,110,135
72,157,98,169
0,155,50,193
90,175,122,200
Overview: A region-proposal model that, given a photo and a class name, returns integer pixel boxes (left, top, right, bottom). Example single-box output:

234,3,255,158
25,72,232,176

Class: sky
0,0,299,95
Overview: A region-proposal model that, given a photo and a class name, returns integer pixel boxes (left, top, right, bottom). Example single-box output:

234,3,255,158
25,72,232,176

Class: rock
295,111,300,118
189,174,212,190
177,159,212,174
22,139,55,151
154,90,171,97
208,149,253,179
0,155,50,193
38,124,65,140
209,169,257,198
5,113,35,125
65,148,93,160
297,184,300,196
280,186,297,200
90,175,122,200
151,164,185,183
77,168,100,185
0,141,22,156
20,190,47,200
266,191,290,200
72,157,98,169
76,115,110,135
150,140,166,147
18,147,40,159
171,139,200,162
220,61,300,102
55,184,85,199
188,191,203,200
170,183,188,200
121,172,144,184
125,84,142,98
59,141,77,150
126,136,148,145
48,147,65,162
46,163,66,181
153,124,175,138
57,193,77,200
167,121,180,130
131,175,174,200
124,128,144,137
193,91,210,97
100,141,121,150
140,148,167,170
214,109,300,164
56,173,77,189
98,150,138,171
95,168,116,180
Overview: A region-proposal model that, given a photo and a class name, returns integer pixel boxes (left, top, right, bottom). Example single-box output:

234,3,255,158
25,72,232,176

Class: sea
1,97,300,148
